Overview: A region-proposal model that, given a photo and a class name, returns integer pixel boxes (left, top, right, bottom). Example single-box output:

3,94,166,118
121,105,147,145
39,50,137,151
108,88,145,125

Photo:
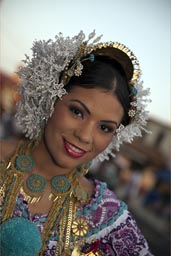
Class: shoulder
0,139,19,181
82,179,128,230
0,139,19,162
92,179,126,211
84,180,152,255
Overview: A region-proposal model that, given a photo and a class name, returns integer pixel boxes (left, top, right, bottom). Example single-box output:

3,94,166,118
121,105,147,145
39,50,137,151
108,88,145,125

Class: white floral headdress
15,30,151,162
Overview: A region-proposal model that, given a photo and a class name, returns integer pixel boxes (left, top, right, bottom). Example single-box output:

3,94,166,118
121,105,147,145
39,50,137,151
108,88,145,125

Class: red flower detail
83,240,107,254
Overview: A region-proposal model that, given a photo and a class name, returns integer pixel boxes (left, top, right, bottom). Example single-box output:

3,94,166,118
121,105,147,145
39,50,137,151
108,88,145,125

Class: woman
0,31,152,255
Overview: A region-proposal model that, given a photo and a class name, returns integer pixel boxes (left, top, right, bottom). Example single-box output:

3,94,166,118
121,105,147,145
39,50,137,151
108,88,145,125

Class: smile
63,138,87,158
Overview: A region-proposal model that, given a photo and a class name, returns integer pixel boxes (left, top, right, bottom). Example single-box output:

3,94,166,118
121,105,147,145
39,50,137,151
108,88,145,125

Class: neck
31,139,72,179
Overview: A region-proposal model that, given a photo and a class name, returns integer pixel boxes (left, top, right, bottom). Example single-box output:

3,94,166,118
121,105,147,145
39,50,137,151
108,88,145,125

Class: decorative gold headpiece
87,42,141,86
61,40,142,123
61,41,141,88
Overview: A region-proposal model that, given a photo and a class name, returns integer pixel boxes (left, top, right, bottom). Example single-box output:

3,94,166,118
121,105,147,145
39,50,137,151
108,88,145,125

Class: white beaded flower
94,79,151,163
15,31,102,139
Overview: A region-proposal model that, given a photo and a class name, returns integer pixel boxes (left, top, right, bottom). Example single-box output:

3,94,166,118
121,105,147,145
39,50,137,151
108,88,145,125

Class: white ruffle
86,209,129,243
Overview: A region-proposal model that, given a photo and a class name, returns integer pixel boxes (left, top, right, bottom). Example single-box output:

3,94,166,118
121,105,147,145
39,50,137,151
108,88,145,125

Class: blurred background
0,0,170,255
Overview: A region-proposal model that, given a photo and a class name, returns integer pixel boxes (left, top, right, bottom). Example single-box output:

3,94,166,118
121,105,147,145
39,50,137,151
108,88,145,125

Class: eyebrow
70,99,90,115
69,99,118,126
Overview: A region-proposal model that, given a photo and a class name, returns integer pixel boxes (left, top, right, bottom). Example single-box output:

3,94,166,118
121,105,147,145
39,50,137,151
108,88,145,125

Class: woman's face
44,87,124,170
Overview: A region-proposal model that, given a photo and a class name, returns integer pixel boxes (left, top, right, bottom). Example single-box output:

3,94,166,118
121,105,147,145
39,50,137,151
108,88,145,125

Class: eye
100,124,115,134
69,106,83,118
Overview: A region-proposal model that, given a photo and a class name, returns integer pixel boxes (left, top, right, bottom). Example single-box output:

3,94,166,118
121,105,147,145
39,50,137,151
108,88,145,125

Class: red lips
63,138,87,158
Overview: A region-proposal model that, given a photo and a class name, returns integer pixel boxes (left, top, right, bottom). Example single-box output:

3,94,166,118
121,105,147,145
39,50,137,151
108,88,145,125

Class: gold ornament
71,245,81,256
73,183,91,204
72,217,89,237
71,247,103,256
0,183,5,205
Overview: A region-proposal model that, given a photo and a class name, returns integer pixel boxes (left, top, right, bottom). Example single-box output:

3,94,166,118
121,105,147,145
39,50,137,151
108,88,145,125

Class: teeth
68,142,84,153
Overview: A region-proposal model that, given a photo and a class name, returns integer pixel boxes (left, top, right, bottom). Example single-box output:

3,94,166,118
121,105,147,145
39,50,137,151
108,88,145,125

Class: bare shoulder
0,139,19,162
79,175,95,195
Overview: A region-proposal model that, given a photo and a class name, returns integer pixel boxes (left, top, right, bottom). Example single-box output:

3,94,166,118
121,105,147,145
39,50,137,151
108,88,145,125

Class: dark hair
66,56,130,126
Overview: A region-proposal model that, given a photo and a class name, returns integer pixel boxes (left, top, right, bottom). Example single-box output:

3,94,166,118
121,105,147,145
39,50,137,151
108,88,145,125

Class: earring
77,162,92,176
35,118,46,146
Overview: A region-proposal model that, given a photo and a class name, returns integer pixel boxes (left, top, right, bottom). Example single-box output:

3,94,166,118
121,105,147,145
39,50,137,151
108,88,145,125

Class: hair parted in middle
65,56,130,127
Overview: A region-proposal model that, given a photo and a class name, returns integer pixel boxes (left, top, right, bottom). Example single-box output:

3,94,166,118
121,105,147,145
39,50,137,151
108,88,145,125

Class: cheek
94,134,113,154
47,107,71,132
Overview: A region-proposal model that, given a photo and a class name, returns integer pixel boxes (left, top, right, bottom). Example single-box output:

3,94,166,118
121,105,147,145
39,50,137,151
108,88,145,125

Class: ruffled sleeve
81,179,153,256
102,210,153,255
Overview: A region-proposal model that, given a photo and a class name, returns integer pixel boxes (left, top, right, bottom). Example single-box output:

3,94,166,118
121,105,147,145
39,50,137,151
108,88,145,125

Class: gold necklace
0,140,91,255
20,169,84,204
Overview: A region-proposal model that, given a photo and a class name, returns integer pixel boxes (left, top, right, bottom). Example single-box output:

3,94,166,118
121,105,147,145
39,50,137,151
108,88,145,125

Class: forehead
61,87,124,122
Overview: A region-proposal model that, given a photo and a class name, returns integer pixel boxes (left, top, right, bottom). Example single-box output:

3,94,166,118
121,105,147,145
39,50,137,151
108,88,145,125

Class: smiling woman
0,31,152,255
42,87,124,174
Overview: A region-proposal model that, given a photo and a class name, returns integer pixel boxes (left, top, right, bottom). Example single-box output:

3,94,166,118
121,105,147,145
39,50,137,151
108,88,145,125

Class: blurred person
90,156,119,190
0,104,15,140
116,161,143,204
139,165,156,198
0,31,152,255
144,166,170,221
0,104,5,138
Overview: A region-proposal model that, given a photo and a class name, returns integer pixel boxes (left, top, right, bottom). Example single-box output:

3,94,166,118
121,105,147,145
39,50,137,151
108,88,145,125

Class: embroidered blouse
13,179,152,256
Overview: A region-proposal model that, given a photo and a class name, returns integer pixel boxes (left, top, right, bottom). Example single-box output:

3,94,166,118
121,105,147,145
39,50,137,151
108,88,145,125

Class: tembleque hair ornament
15,30,151,162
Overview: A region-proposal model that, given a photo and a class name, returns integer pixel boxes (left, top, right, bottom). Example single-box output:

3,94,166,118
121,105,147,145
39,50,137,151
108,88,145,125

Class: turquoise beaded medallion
15,154,34,173
51,176,71,193
26,174,46,193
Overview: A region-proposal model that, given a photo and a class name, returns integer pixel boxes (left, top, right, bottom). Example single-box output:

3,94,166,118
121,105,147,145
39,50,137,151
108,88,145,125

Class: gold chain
64,199,75,250
1,170,24,222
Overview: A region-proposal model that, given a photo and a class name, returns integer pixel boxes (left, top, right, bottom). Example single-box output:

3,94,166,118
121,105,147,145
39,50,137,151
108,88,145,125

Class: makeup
63,138,87,158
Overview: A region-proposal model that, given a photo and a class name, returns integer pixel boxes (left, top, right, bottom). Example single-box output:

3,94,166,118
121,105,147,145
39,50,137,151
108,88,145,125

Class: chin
52,154,80,170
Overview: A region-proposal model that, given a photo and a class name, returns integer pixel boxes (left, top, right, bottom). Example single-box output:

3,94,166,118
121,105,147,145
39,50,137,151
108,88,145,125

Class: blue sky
0,0,170,124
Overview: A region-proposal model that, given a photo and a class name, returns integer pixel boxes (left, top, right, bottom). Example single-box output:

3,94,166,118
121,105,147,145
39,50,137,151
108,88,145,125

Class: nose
74,122,93,144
